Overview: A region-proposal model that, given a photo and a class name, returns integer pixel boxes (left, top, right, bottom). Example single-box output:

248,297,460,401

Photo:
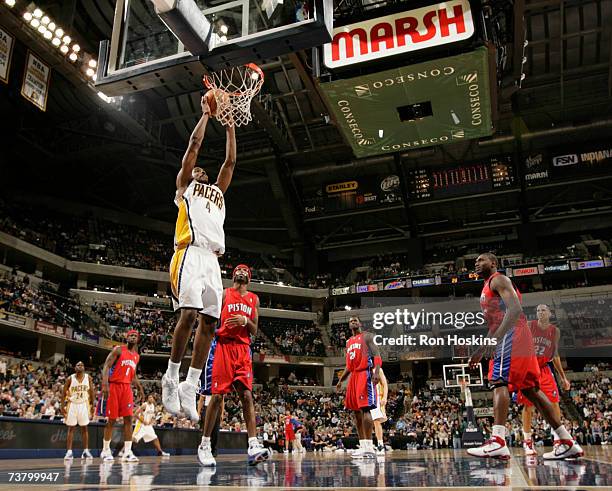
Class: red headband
233,264,252,280
126,329,140,339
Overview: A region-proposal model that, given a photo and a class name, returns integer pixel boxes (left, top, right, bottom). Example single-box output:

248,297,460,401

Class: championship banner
35,321,66,336
0,27,14,84
21,51,51,111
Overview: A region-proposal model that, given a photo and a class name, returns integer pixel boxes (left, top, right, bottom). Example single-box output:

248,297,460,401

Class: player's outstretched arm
177,96,211,191
215,124,236,194
101,346,122,397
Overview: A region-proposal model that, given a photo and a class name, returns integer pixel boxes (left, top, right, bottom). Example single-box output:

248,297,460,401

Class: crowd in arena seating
258,318,325,357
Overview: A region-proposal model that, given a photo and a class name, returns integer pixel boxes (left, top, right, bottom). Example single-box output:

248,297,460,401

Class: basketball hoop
203,63,264,127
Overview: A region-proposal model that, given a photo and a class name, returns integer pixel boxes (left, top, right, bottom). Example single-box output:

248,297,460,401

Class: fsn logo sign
553,154,579,167
324,0,474,69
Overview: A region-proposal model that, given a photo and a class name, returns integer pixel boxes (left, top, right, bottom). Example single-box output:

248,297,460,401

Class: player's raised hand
561,377,571,391
335,381,343,394
201,96,211,116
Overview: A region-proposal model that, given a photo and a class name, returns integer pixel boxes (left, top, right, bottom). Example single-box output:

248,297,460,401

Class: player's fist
335,381,343,394
562,377,571,391
468,349,483,369
201,96,211,116
226,314,247,328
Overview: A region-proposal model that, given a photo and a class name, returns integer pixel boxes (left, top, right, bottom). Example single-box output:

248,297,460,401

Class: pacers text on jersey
193,183,224,211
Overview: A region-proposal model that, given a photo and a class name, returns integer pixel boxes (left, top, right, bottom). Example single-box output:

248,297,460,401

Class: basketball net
204,63,264,127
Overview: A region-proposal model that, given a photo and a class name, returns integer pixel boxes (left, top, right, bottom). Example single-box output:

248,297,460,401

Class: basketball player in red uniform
517,303,571,456
197,265,271,467
336,315,381,459
99,330,145,463
468,253,582,460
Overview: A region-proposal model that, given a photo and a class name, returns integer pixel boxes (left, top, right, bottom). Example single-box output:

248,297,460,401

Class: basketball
2,0,610,488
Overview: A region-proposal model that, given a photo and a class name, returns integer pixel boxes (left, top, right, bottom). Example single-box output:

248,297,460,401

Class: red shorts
205,338,253,394
488,323,541,393
516,364,559,406
107,383,134,419
285,426,295,441
344,369,377,411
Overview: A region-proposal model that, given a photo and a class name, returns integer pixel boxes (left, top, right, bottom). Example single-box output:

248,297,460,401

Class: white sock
523,431,532,441
186,367,202,386
554,425,571,440
552,429,559,441
201,436,211,445
103,439,111,451
248,437,258,448
124,441,132,453
492,425,506,439
166,361,181,380
366,439,374,451
359,439,365,449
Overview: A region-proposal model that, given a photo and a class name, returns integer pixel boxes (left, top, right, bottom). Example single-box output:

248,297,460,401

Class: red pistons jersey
217,288,258,344
479,271,526,334
530,320,557,366
109,345,139,384
345,333,372,372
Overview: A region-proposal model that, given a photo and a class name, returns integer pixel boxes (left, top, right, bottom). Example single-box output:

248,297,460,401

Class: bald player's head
474,252,498,278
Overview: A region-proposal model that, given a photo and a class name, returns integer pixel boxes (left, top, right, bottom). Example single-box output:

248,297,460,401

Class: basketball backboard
96,0,332,95
443,363,483,388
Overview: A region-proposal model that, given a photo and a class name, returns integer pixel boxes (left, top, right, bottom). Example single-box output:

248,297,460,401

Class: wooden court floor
0,447,610,490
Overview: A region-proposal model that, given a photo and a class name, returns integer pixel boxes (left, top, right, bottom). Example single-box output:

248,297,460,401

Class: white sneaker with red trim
523,439,537,456
543,439,583,460
467,436,511,460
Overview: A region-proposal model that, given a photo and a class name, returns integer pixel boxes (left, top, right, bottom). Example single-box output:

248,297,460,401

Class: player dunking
336,315,381,459
99,330,145,462
468,253,582,460
162,95,237,423
62,361,94,460
198,264,271,466
518,304,571,456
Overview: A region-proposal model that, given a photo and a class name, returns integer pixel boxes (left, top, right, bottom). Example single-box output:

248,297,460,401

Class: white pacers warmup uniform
370,381,387,422
65,373,91,427
133,402,158,443
170,180,225,318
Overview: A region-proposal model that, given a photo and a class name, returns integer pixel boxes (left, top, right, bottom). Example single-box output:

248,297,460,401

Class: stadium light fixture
37,25,46,34
60,45,69,54
72,44,80,52
55,28,64,37
33,8,42,18
5,0,16,7
41,15,49,25
69,52,77,62
43,30,52,40
88,59,97,68
23,11,33,21
48,22,55,31
52,37,60,46
30,18,40,28
62,35,71,44
86,68,95,77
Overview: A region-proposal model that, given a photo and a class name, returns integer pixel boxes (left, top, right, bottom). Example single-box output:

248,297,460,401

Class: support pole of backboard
150,0,212,56
460,381,485,449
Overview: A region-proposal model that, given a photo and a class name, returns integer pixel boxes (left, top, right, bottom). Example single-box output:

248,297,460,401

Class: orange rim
202,63,264,97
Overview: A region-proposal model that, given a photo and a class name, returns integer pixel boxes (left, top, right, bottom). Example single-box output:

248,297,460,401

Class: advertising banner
323,0,475,68
72,330,99,344
34,321,66,336
0,310,27,327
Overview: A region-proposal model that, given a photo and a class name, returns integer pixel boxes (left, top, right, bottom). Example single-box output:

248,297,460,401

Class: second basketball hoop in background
203,63,264,127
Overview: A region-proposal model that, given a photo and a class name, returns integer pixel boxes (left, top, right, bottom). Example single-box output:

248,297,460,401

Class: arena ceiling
1,0,611,255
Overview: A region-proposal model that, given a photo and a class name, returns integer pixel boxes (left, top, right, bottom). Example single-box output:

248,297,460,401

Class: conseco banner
320,47,493,157
323,0,475,69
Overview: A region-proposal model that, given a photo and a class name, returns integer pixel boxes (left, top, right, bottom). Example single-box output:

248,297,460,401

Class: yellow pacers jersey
174,180,226,254
68,373,90,404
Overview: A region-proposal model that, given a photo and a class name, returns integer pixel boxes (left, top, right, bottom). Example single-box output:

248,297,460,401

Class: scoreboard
408,156,515,200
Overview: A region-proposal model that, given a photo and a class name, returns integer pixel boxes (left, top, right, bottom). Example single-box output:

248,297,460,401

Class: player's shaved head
481,252,498,266
475,252,498,279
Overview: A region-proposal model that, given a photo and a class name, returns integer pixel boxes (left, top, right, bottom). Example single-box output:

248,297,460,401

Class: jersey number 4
206,201,211,213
